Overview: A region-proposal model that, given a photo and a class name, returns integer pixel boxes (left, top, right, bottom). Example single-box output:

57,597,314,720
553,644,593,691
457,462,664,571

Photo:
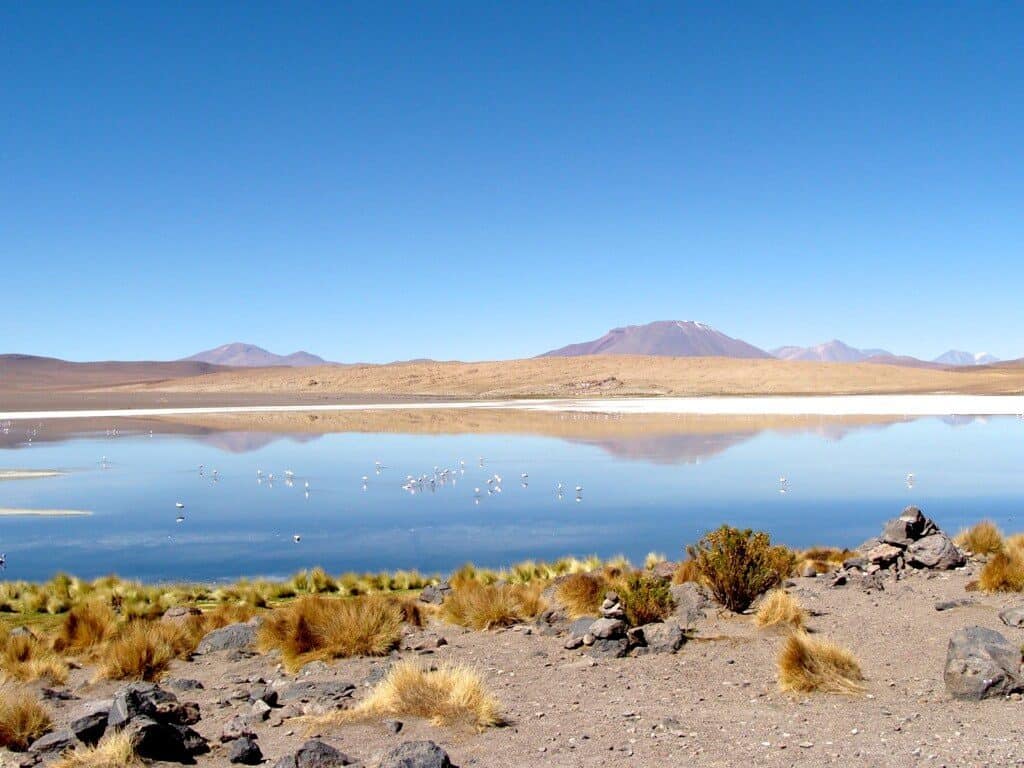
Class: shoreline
3,393,1024,420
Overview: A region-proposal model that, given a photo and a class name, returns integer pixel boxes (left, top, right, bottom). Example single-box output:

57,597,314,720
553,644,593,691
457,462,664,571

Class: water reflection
0,410,1021,582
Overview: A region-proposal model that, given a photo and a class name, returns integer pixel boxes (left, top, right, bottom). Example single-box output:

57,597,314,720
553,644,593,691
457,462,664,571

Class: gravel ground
7,564,1024,768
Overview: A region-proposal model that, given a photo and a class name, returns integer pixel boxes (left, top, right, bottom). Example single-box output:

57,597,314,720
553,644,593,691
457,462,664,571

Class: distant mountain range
540,322,1001,367
932,350,1000,366
183,343,328,367
540,321,773,359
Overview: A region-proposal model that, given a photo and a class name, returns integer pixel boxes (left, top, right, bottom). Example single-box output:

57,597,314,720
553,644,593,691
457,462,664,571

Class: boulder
634,622,685,654
108,683,179,730
229,736,263,765
669,583,708,626
944,625,1024,700
587,637,630,659
999,606,1024,628
28,729,76,755
196,621,258,653
907,534,966,570
418,582,452,605
842,556,868,571
379,740,453,768
881,506,936,547
124,717,200,763
220,715,255,743
587,617,626,640
567,616,598,640
867,543,902,566
68,700,111,746
272,739,354,768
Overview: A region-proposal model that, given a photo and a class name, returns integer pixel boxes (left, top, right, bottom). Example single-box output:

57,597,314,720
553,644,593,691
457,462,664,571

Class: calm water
1,413,1022,582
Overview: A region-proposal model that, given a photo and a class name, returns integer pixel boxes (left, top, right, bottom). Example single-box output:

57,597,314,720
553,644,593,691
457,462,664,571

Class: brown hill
0,354,229,392
541,321,772,359
122,355,1024,398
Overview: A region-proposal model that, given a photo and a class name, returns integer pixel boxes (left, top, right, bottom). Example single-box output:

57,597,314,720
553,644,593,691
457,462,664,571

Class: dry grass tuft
777,631,865,694
319,661,502,731
53,601,117,655
556,573,606,618
955,520,1005,557
441,581,545,630
0,629,69,684
755,590,805,629
257,595,402,671
95,621,187,681
53,731,138,768
978,550,1024,593
0,683,52,750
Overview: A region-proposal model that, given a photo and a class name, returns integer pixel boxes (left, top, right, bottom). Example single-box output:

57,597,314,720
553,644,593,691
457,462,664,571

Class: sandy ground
122,355,1024,398
13,564,1024,768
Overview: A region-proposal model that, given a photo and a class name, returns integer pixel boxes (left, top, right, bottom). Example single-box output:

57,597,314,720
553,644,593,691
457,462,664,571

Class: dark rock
999,606,1024,628
944,625,1024,700
272,739,354,768
124,717,193,762
829,573,847,588
842,557,868,571
418,582,452,605
384,719,404,734
40,687,78,702
108,682,179,730
587,637,630,659
68,700,111,746
881,506,937,547
175,725,210,757
379,740,452,768
28,730,75,755
229,736,263,765
563,636,583,650
196,622,258,653
907,533,966,570
634,622,685,654
278,680,356,704
250,685,279,707
935,599,975,612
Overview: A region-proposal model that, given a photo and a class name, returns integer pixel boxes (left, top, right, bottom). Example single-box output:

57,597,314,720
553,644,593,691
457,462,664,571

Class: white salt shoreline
1,394,1024,420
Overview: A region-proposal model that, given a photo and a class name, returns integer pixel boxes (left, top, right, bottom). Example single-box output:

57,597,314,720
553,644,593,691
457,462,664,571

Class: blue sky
3,2,1022,363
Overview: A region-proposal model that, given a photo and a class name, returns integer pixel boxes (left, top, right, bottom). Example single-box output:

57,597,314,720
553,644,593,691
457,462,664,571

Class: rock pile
828,507,966,588
30,682,209,763
562,591,685,658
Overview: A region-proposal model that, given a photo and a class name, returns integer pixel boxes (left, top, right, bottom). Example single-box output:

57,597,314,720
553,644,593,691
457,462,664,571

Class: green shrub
618,573,675,626
687,525,794,612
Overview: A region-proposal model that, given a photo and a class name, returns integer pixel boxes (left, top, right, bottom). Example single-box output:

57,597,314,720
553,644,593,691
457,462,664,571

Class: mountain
183,343,327,367
932,350,1000,367
771,340,893,363
0,354,228,391
539,321,773,359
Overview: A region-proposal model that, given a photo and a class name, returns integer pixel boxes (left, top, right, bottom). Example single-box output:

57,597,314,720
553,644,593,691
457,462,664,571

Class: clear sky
3,2,1022,363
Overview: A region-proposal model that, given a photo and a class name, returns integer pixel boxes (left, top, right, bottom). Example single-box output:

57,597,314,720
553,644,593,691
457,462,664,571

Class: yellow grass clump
955,520,1004,557
53,731,138,768
0,629,69,684
978,550,1024,593
441,581,545,630
755,590,805,629
257,595,402,671
53,601,117,655
95,621,188,681
777,632,865,694
320,661,502,731
0,683,52,750
671,559,700,585
556,573,607,618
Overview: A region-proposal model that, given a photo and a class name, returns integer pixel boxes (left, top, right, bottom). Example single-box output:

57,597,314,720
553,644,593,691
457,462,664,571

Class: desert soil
11,564,1024,768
